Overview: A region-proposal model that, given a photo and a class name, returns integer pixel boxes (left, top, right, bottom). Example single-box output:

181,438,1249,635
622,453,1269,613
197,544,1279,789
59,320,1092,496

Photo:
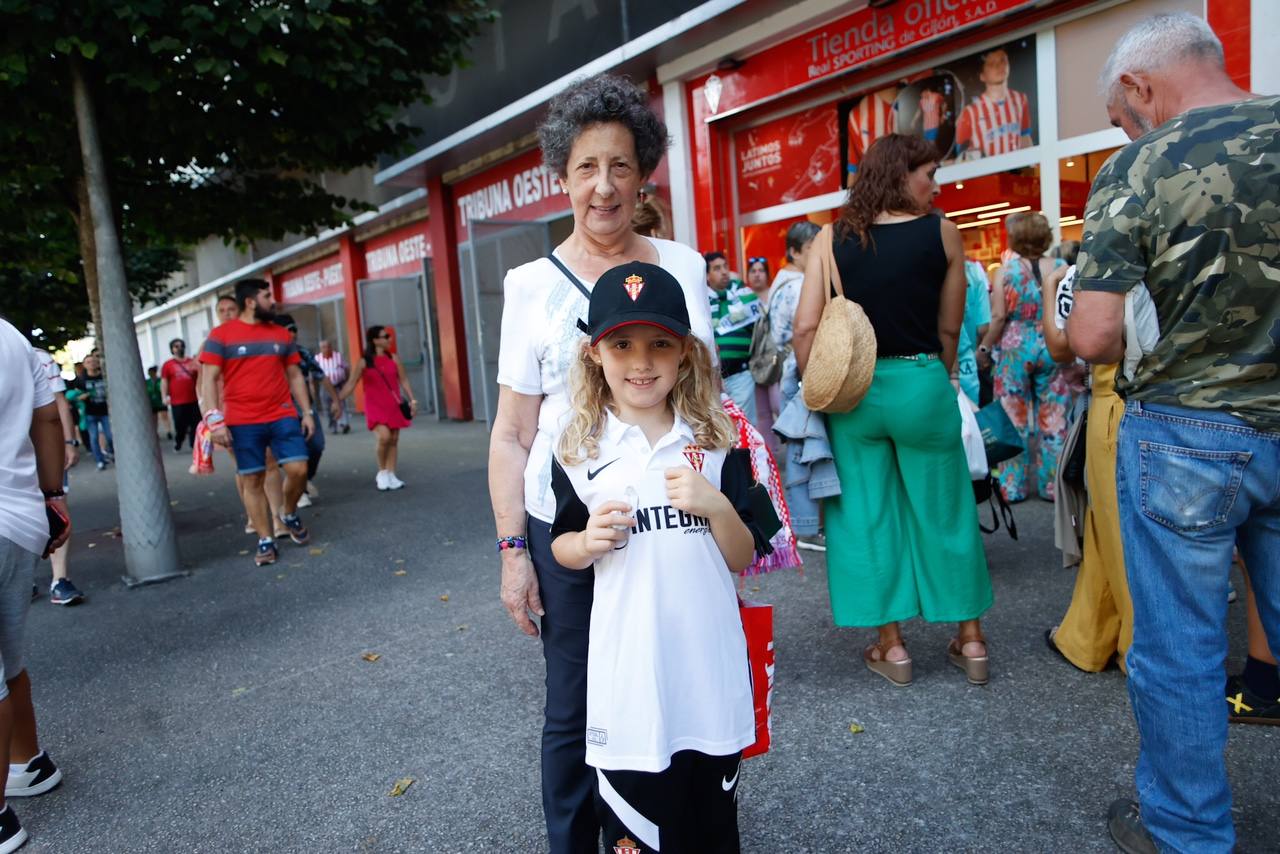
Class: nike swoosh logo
722,764,740,791
587,459,619,480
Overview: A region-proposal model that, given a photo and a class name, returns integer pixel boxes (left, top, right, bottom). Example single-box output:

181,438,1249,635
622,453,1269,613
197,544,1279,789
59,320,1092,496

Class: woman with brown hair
978,212,1070,501
792,133,993,687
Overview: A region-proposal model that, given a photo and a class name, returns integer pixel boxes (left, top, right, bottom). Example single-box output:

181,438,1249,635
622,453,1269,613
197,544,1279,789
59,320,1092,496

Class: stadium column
426,174,473,421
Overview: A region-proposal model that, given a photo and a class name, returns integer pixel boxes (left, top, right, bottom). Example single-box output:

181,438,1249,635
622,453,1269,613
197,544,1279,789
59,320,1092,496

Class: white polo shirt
551,410,756,773
0,320,55,556
496,238,716,523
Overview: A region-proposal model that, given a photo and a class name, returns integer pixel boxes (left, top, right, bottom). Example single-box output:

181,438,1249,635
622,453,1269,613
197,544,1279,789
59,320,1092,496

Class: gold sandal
947,636,989,686
864,639,912,687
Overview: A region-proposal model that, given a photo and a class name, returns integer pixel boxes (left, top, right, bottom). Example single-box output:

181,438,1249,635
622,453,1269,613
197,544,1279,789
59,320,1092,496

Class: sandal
864,639,912,687
947,635,989,686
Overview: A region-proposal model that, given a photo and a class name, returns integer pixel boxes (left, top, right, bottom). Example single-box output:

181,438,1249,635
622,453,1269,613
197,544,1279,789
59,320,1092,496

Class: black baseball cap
578,261,691,346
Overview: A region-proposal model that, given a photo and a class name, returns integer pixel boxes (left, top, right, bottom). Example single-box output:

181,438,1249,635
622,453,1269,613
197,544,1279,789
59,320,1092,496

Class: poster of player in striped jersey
839,37,1037,178
949,38,1038,161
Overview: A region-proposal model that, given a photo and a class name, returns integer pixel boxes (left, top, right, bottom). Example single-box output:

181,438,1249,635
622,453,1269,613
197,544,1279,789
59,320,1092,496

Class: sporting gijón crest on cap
682,444,705,472
613,837,642,854
623,273,645,302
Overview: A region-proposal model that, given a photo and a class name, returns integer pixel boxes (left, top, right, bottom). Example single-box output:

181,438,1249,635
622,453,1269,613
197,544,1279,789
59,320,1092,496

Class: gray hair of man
1098,13,1224,98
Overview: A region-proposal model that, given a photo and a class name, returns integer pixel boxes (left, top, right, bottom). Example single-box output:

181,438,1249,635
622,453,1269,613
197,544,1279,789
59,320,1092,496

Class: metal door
458,219,552,425
356,274,438,418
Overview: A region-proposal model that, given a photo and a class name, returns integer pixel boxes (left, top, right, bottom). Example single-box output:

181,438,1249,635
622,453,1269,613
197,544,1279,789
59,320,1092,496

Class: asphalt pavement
16,420,1277,853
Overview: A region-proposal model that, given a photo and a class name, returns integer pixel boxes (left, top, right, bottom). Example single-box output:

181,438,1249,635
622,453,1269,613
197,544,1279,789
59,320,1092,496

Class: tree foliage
0,0,493,345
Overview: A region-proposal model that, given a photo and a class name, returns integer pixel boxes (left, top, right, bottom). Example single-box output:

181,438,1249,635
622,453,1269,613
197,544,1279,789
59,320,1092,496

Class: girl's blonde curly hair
557,334,734,465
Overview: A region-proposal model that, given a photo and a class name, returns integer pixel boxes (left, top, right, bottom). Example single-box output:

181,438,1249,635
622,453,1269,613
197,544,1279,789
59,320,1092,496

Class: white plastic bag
958,391,989,480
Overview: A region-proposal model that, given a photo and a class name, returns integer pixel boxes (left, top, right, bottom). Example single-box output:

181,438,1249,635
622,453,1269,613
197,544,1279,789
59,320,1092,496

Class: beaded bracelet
496,535,527,553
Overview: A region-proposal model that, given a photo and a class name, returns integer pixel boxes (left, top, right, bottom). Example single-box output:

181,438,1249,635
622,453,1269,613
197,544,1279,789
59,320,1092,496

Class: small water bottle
613,486,638,550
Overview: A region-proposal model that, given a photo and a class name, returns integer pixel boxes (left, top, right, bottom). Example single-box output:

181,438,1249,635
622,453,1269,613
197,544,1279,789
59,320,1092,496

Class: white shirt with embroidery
551,411,756,772
496,238,716,522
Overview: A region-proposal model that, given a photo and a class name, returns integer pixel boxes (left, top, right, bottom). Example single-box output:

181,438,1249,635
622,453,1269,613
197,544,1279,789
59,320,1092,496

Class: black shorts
596,750,741,854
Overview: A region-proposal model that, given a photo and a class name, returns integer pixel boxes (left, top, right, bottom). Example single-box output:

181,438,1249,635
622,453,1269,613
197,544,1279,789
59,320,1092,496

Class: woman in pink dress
336,326,417,490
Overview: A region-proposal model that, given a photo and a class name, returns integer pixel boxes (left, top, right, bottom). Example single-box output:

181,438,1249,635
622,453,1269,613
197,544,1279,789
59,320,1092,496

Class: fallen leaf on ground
439,594,449,601
361,652,381,663
394,570,407,577
849,721,865,734
750,586,760,593
442,539,455,546
87,543,96,549
308,547,325,556
231,687,248,697
277,574,285,580
388,777,415,797
238,550,249,555
394,559,405,564
169,500,179,506
456,625,468,632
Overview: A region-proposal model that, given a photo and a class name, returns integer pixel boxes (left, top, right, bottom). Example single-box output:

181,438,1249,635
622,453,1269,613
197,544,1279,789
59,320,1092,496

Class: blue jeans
1116,401,1280,853
85,414,114,465
722,369,756,422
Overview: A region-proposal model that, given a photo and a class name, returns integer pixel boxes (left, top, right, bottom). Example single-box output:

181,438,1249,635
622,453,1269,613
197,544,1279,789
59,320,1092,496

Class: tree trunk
70,54,184,586
73,178,105,357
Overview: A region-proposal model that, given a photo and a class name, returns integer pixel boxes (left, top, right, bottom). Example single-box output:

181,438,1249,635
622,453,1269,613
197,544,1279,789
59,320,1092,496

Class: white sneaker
296,492,313,508
375,471,390,491
385,472,405,490
305,481,319,498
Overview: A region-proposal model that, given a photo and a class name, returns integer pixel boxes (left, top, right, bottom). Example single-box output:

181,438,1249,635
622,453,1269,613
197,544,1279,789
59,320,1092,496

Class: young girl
336,325,417,490
549,261,768,854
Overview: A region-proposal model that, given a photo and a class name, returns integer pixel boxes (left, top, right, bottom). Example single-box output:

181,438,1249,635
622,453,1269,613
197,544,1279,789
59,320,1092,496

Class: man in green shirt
704,251,760,420
1068,13,1280,854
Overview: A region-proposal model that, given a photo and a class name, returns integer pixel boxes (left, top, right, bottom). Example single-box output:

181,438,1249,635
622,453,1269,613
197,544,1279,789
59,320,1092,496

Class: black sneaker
279,513,309,546
254,539,278,566
6,751,62,797
1107,798,1157,854
49,579,85,606
0,806,27,853
1226,674,1280,726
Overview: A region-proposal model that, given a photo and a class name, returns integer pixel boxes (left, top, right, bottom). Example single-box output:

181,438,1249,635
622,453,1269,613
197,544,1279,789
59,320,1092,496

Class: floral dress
992,254,1073,501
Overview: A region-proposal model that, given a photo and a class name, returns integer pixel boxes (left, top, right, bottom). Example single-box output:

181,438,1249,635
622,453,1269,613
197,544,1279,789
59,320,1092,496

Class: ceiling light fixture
977,204,1032,219
944,202,1008,218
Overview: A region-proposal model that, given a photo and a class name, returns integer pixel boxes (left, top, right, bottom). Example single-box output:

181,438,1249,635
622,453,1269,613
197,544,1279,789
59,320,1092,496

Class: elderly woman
793,134,992,687
488,74,715,854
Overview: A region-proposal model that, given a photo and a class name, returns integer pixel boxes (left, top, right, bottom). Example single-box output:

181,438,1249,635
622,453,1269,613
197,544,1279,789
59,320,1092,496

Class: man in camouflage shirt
1069,14,1280,854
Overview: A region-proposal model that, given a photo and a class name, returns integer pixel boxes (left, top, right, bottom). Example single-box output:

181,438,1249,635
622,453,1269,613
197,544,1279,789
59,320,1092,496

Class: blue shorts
228,417,309,475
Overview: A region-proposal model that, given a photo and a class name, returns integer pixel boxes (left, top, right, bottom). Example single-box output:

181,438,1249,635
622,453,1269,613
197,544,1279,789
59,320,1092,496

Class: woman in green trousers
792,134,993,687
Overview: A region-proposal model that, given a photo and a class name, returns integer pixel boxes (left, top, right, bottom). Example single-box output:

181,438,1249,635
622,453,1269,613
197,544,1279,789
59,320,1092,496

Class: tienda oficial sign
453,148,569,239
695,0,1045,119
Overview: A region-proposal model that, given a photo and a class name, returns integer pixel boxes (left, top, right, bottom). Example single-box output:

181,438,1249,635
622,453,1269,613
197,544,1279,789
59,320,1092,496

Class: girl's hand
664,467,729,518
583,500,634,559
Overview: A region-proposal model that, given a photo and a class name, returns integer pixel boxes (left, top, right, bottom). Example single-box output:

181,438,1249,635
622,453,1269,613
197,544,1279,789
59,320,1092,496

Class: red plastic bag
739,599,774,759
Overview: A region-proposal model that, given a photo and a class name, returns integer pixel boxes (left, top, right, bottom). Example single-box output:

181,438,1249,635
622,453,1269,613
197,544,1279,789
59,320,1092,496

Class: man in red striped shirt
199,279,316,566
846,86,900,184
954,49,1032,159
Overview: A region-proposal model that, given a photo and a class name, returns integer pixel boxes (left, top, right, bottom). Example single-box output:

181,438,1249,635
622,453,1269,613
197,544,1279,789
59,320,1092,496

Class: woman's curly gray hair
538,74,670,179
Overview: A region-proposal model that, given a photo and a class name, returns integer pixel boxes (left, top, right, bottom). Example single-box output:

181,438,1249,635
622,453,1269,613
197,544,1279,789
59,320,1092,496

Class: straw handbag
801,224,877,413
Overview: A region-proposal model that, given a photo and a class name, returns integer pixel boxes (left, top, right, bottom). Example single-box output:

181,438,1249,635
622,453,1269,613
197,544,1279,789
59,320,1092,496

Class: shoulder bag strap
818,224,846,302
546,254,592,300
367,357,401,400
546,254,594,335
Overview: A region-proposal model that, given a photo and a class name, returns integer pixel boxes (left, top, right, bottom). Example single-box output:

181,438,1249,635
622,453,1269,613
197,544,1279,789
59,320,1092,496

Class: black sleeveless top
831,214,947,357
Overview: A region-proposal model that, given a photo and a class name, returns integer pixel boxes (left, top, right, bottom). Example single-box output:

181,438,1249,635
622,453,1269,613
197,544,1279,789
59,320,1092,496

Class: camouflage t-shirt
1074,95,1280,431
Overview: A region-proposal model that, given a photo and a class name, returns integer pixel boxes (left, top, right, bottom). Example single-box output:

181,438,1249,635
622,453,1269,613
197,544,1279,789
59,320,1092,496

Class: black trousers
171,402,201,449
597,751,742,854
527,516,599,854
